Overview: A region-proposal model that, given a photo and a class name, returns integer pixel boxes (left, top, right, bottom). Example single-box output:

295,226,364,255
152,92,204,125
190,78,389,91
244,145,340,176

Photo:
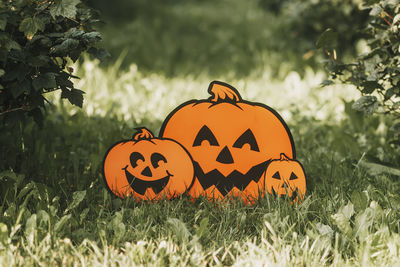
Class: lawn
1,58,400,266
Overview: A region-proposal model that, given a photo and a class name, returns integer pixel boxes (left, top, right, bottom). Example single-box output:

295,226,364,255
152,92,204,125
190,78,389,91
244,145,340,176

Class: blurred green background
87,0,368,77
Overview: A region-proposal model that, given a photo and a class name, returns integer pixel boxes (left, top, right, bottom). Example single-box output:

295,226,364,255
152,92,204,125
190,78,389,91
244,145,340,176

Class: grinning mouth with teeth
194,160,270,196
123,167,171,195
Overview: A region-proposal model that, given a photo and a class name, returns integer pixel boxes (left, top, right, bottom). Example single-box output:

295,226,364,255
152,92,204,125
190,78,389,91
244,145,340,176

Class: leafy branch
318,0,400,119
0,0,108,125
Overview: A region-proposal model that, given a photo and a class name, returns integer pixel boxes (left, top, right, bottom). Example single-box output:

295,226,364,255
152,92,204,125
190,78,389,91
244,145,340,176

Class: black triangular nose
281,182,288,188
141,166,152,177
216,146,234,164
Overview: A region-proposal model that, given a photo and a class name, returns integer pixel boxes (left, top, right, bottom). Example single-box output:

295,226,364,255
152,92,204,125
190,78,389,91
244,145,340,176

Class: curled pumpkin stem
133,127,154,140
208,81,242,103
280,153,291,161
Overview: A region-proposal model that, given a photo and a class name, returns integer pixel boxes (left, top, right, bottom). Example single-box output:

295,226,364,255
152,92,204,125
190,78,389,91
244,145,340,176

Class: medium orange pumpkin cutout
159,81,296,203
265,153,306,202
103,128,195,201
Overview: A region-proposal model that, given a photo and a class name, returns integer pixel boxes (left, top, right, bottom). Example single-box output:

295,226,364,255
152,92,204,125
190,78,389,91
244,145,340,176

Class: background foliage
319,0,400,128
0,0,106,126
89,0,370,77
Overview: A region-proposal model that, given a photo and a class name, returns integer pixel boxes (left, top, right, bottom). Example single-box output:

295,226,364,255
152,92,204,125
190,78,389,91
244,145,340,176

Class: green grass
1,58,400,266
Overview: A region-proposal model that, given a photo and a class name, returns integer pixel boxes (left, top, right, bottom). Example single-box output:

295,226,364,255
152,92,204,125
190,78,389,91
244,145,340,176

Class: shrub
319,0,400,118
258,0,370,74
0,0,106,126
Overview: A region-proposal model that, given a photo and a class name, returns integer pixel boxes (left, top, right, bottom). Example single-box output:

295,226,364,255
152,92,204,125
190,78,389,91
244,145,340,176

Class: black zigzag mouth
124,168,171,195
194,160,270,196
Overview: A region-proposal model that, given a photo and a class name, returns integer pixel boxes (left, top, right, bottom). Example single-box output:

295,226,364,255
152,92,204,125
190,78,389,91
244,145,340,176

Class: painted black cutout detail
125,168,170,195
194,160,269,196
151,153,167,168
233,129,260,152
216,146,234,164
193,125,219,147
281,182,288,188
272,171,281,180
141,166,152,177
289,172,298,180
130,152,144,168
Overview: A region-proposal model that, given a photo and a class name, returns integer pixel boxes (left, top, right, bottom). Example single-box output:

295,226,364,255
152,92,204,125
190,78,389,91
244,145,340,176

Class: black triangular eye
232,129,259,152
130,152,144,168
289,172,298,180
272,171,281,180
151,153,167,168
193,125,219,147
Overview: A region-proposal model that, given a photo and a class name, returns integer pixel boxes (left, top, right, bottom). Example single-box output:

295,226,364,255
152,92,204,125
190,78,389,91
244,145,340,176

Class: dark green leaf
0,69,4,77
50,0,81,19
384,88,395,100
27,55,50,67
19,17,46,39
31,35,52,47
352,95,378,115
69,47,83,62
316,28,338,49
9,79,31,98
82,32,102,43
61,88,84,107
32,73,57,90
4,39,21,51
29,91,45,107
56,76,74,89
3,64,29,82
50,39,79,55
361,81,382,94
65,28,85,38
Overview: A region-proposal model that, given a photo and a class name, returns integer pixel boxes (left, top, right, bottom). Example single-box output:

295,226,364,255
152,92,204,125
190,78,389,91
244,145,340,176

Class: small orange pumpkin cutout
159,81,295,203
265,153,306,202
103,127,194,200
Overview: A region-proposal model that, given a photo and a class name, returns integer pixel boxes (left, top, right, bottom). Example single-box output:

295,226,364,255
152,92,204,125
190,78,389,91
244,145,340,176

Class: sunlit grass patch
52,56,360,131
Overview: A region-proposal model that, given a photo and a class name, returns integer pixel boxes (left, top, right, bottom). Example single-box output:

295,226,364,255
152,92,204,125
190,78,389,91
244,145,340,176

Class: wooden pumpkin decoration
159,81,295,203
265,153,306,202
103,127,195,200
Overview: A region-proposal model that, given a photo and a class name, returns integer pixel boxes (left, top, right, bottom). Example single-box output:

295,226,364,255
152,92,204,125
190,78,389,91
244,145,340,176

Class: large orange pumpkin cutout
103,128,194,200
159,81,296,203
265,153,306,202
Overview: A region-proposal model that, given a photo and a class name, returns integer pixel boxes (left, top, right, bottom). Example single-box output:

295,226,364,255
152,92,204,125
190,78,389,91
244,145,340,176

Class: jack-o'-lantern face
265,153,306,202
160,81,295,203
103,128,194,201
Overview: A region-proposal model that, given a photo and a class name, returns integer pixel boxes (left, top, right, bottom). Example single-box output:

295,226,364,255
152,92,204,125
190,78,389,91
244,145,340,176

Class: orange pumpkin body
103,128,194,200
265,153,306,202
160,81,295,203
